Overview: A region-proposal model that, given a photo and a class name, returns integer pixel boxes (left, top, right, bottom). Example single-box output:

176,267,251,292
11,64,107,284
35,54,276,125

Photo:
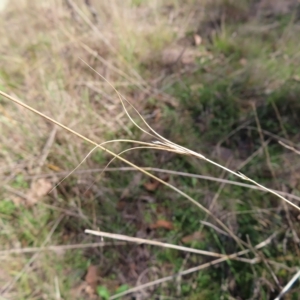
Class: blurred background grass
1,0,300,299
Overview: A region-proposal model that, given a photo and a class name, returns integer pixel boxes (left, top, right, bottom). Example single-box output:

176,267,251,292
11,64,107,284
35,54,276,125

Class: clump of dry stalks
1,65,299,298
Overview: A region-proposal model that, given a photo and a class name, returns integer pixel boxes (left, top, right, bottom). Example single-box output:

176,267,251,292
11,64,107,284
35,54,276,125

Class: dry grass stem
0,242,126,256
274,269,300,300
279,140,300,156
85,229,245,260
199,221,230,237
50,139,173,193
24,167,300,203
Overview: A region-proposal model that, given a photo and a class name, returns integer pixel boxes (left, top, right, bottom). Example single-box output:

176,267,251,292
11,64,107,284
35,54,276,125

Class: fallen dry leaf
150,220,174,230
144,180,160,192
26,178,52,206
46,163,62,172
85,265,99,292
181,231,205,244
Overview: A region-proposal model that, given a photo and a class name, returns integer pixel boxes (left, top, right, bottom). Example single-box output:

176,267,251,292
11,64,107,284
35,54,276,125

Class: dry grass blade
50,139,170,193
0,242,126,256
78,61,300,212
54,276,60,300
274,269,300,300
26,167,300,203
82,145,183,195
279,140,300,155
200,221,229,236
236,171,299,211
79,59,201,155
108,233,277,299
85,230,250,260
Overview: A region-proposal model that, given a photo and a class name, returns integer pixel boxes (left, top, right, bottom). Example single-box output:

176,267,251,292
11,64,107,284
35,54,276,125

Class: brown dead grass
0,0,203,167
0,0,205,298
2,0,300,299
